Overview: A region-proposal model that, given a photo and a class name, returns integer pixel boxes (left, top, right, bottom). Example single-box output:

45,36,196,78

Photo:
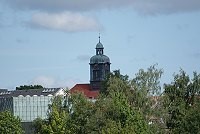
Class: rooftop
70,84,99,99
0,88,62,97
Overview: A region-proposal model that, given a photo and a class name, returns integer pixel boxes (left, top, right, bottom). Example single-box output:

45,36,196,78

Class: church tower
90,36,111,90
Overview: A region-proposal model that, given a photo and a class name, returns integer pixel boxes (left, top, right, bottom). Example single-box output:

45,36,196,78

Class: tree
101,69,129,95
180,99,200,134
99,65,163,133
105,88,150,133
33,92,94,134
131,65,163,110
16,85,43,90
63,92,94,134
33,76,151,134
88,77,151,134
163,69,200,133
130,65,164,133
0,111,24,134
32,65,165,133
33,118,45,134
33,96,70,134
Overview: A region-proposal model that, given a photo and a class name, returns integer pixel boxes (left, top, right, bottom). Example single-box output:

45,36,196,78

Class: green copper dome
96,42,104,49
90,55,110,64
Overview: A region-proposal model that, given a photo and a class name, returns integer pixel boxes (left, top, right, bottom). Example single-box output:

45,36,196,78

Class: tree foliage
132,64,163,96
87,76,151,133
33,71,152,133
33,96,70,134
16,85,43,90
130,64,164,133
32,66,200,134
163,69,200,133
0,111,24,134
101,69,129,95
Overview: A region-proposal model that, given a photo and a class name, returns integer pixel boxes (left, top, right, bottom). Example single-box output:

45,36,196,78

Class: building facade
0,88,64,122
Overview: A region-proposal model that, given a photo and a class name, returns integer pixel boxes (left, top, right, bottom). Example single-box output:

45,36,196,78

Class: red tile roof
70,84,99,99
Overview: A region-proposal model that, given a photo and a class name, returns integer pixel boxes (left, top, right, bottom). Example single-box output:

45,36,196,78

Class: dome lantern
95,35,104,55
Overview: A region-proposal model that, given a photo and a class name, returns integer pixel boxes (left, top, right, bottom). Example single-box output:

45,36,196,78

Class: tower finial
98,33,101,43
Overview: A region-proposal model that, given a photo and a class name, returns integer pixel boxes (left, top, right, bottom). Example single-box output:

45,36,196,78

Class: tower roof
96,42,104,49
90,35,110,64
96,35,104,49
90,55,110,64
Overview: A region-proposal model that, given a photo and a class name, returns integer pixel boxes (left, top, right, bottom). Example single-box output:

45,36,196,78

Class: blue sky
0,0,200,89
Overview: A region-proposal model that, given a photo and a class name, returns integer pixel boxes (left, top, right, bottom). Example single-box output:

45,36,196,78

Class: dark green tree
130,64,164,133
163,69,200,133
16,85,43,90
32,65,167,133
88,76,151,134
33,118,44,134
33,96,70,134
101,69,129,95
100,65,164,133
180,99,200,134
33,76,151,134
67,93,95,134
0,111,24,134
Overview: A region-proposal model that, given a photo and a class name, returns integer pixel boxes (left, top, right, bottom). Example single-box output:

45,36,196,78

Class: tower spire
98,33,101,43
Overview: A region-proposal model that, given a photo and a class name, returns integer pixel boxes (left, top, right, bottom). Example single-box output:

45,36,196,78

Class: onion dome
90,55,110,64
96,42,104,49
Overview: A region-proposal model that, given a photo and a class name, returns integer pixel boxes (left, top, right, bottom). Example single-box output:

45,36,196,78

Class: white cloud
2,0,200,15
27,12,100,32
